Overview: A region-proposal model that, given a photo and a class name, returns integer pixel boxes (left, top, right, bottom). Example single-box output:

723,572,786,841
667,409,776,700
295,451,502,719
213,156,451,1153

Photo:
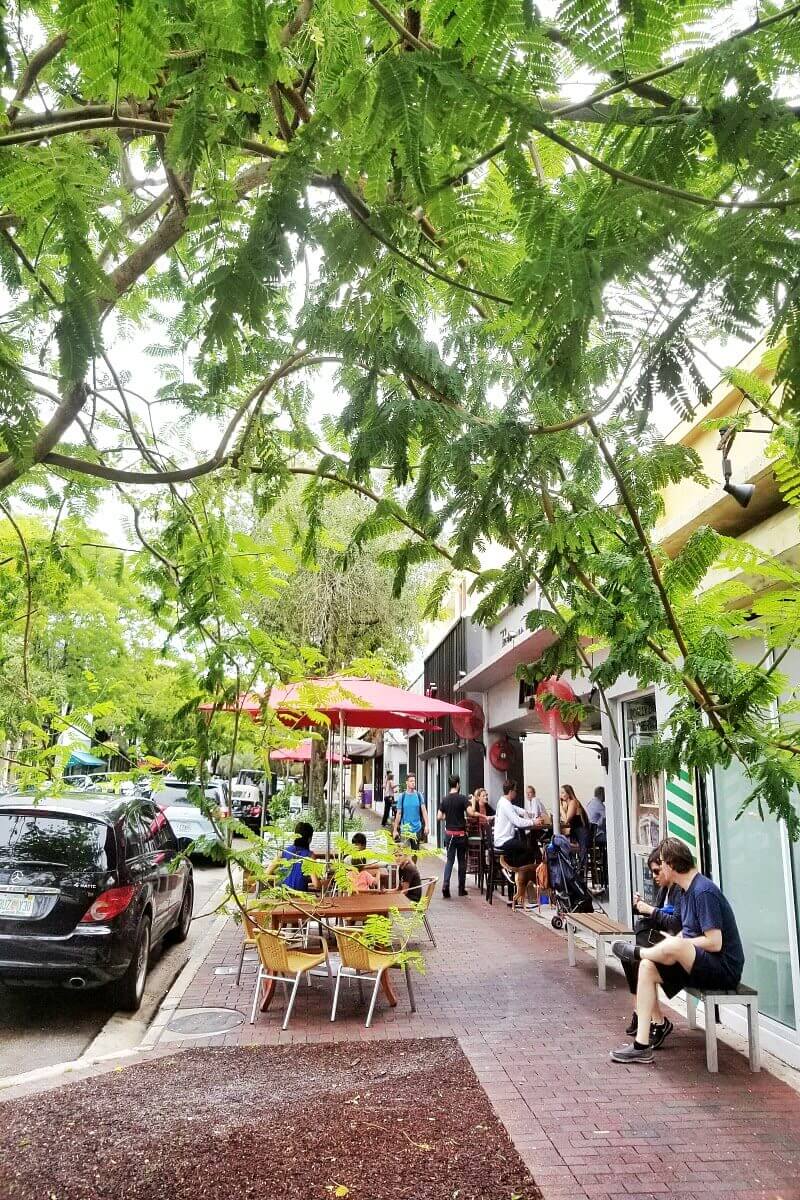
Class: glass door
715,759,796,1029
621,695,665,902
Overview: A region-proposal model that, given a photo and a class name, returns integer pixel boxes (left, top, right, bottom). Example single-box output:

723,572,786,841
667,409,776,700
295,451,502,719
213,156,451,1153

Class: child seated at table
347,832,384,891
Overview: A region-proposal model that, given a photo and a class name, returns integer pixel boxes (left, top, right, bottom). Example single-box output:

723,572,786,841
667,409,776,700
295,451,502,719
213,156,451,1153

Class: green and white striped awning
665,768,698,849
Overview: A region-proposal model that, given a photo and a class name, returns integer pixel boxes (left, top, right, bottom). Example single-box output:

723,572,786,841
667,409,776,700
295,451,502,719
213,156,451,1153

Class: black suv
0,793,193,1011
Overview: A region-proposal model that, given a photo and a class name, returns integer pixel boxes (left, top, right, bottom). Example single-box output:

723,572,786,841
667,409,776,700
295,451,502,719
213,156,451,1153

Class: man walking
381,770,396,827
393,772,428,857
610,836,745,1064
438,774,474,898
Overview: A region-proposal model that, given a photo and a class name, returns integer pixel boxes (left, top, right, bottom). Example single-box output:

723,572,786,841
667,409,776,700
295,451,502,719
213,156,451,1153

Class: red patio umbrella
270,739,349,764
198,694,262,718
270,676,467,729
270,677,470,853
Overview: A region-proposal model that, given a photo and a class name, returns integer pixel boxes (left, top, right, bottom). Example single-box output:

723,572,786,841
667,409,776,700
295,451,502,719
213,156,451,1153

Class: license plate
0,893,36,918
172,824,196,837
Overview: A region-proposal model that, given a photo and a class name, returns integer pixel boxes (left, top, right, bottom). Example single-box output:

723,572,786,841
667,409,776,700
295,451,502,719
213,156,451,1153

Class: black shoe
441,887,451,899
610,1042,654,1065
650,1017,674,1050
458,889,468,896
612,940,636,965
625,1011,638,1037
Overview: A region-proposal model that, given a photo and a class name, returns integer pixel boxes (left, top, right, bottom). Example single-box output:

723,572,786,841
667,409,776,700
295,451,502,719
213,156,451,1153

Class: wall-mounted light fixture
718,427,756,510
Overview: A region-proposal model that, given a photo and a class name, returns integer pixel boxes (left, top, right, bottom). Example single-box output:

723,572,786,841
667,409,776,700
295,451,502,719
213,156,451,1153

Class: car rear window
0,812,114,870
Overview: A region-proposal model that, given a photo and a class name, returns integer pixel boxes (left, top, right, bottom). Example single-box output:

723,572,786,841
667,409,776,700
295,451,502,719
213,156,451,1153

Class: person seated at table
267,821,320,892
349,831,369,865
560,785,591,864
346,832,382,892
611,836,745,1065
524,786,552,840
619,847,683,1045
396,853,422,903
472,787,494,817
494,780,538,905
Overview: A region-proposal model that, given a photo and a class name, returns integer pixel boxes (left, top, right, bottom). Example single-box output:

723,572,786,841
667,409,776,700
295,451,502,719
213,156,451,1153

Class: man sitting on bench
610,836,745,1065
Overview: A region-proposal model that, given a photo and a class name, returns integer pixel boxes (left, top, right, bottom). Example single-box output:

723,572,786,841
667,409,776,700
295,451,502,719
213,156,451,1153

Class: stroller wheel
551,915,563,930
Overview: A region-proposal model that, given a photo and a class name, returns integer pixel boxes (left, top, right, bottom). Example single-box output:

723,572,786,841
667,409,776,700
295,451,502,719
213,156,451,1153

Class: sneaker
610,1042,654,1065
625,1011,638,1037
650,1017,674,1050
441,888,451,899
611,940,637,965
501,865,516,887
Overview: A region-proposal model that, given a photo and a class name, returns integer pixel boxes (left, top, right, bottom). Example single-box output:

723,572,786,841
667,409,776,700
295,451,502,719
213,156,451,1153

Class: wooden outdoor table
258,891,416,1012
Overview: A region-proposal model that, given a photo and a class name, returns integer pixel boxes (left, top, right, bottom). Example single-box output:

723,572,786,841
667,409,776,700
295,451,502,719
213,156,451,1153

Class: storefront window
715,759,795,1029
622,696,664,901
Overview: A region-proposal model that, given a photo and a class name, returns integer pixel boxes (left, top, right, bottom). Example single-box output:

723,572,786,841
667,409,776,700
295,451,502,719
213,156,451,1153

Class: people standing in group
560,784,591,863
381,770,396,827
437,774,475,899
611,836,745,1064
619,847,683,1047
392,772,429,857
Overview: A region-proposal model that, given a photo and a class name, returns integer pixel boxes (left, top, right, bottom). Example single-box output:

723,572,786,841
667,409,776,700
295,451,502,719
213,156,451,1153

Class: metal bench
565,911,633,990
686,983,760,1073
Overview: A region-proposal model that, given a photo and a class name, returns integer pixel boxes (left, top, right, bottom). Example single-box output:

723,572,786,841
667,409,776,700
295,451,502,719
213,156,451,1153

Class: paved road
0,860,228,1079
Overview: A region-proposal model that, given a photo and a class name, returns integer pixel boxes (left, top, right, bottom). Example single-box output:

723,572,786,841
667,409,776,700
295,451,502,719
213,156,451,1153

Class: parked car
0,793,193,1011
151,779,227,856
231,782,267,834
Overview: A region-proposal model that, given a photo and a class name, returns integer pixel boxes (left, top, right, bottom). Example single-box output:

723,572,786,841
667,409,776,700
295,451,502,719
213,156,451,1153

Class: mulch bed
1,1038,541,1200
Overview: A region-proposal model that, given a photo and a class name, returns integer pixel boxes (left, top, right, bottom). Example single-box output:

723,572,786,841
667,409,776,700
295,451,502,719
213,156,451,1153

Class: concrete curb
139,908,230,1049
0,879,231,1094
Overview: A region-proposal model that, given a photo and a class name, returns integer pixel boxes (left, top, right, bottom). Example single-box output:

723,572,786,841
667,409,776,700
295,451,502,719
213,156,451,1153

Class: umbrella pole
325,727,333,865
338,712,347,841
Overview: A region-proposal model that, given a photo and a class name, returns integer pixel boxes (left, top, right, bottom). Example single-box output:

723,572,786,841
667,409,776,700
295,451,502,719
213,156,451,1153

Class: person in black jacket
622,848,683,1048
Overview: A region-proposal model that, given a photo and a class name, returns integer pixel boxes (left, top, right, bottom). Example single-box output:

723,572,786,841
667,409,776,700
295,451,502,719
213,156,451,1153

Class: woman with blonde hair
472,787,494,817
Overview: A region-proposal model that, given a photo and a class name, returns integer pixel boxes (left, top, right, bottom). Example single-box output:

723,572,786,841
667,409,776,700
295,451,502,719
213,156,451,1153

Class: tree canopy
3,0,800,820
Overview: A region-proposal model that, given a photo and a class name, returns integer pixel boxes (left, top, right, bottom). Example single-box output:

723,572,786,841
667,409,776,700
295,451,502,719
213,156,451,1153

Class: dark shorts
656,948,740,999
496,838,537,869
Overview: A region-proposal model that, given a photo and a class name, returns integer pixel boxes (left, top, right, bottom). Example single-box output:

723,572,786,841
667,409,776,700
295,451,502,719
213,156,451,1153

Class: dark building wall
422,617,485,796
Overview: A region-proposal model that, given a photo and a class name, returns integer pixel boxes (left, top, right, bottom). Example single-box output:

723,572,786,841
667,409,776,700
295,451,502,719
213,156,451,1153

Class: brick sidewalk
149,828,800,1200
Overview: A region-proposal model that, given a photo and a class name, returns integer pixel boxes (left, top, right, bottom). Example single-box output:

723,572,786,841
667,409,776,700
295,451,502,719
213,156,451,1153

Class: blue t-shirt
280,845,312,891
681,873,744,980
396,790,425,835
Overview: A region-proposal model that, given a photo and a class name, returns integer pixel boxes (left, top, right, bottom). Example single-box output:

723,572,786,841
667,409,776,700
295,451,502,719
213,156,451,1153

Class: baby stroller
545,834,595,929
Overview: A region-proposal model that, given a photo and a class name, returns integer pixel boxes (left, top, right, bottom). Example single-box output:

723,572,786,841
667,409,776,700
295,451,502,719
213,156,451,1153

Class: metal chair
249,928,331,1030
418,876,438,947
330,929,416,1028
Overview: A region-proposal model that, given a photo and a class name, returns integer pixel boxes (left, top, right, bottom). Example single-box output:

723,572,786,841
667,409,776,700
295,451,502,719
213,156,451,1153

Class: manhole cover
167,1008,245,1036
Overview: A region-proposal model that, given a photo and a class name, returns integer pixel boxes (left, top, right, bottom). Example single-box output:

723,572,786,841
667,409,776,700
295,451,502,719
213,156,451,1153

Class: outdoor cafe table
257,891,416,1011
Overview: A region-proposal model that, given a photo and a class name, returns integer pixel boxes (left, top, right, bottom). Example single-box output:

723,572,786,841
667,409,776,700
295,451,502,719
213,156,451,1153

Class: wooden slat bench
565,911,633,990
686,983,760,1073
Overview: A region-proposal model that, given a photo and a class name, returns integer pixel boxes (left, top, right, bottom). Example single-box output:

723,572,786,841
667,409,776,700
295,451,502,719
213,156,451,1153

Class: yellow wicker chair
250,928,331,1030
330,929,416,1028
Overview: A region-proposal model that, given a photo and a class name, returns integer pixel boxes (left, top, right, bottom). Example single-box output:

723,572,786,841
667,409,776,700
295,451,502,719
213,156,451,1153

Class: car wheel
167,880,194,945
113,916,151,1012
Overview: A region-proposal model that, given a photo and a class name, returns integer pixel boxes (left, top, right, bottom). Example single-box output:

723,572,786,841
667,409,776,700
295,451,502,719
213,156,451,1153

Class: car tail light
80,886,136,923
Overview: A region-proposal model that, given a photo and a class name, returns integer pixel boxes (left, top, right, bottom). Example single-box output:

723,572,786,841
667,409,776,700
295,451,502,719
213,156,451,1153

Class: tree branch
0,500,32,689
6,31,68,125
